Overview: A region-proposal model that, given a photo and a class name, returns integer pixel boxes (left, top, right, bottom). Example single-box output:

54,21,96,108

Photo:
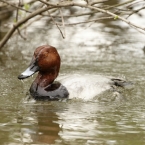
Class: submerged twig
59,8,66,38
0,6,55,49
0,0,145,49
47,9,65,39
55,16,113,26
0,0,31,13
39,0,145,32
16,0,26,40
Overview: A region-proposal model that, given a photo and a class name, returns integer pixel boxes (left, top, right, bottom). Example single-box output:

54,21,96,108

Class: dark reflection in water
0,104,60,144
21,104,61,144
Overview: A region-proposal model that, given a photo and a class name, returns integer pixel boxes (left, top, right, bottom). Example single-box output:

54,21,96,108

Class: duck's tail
111,78,134,89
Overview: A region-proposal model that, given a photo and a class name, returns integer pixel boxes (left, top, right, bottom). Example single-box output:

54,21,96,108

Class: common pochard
18,45,132,101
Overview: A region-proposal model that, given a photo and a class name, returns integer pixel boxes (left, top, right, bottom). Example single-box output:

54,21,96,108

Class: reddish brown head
18,45,61,87
34,45,60,74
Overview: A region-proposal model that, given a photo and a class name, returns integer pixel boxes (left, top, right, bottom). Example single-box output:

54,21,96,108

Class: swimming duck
18,45,132,101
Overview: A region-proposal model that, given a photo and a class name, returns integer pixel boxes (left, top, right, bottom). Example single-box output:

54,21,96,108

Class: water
1,4,145,144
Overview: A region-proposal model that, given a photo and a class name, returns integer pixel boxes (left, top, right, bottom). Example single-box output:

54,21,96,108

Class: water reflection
23,104,60,144
56,102,145,144
4,103,61,144
11,100,145,145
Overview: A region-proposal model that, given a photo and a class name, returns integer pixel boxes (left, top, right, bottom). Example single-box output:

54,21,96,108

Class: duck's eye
42,53,48,58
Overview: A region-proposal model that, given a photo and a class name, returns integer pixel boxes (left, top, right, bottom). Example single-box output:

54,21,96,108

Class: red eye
42,52,48,58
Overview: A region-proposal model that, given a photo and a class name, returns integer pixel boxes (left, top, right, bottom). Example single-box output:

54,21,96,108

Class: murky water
1,4,145,144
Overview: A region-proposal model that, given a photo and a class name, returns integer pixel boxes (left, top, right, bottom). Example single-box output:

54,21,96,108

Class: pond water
1,5,145,144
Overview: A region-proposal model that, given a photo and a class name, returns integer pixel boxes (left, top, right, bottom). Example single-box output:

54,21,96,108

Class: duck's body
59,74,111,100
18,45,132,101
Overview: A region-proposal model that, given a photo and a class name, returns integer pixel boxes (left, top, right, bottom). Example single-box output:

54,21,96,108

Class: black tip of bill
18,74,30,80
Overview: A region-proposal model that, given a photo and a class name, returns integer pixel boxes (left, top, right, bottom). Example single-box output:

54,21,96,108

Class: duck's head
18,45,61,84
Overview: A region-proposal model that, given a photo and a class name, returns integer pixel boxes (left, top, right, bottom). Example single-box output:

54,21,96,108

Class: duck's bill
18,63,39,80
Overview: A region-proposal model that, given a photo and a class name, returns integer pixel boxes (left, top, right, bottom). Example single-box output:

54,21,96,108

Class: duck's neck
35,72,58,87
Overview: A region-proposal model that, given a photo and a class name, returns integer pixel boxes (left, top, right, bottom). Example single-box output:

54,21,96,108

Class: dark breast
29,81,69,101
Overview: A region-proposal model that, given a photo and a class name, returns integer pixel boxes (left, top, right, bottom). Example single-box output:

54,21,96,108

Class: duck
18,45,132,101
